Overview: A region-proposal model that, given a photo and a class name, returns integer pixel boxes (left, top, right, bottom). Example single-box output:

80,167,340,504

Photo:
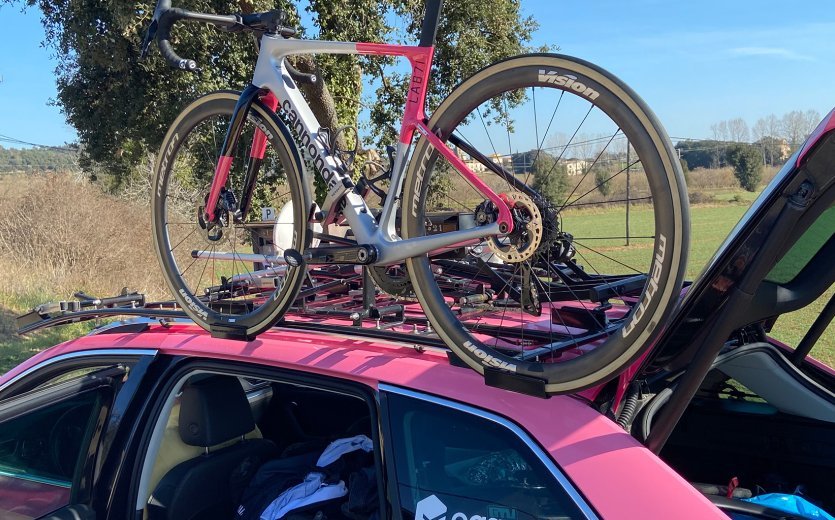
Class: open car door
0,366,127,520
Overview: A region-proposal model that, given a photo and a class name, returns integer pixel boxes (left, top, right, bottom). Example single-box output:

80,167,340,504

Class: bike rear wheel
151,90,310,338
402,54,689,394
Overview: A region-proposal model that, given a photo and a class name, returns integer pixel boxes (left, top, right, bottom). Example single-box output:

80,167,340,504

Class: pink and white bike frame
205,34,514,266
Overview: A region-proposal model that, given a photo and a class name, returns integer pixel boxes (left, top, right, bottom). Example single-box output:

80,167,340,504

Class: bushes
0,173,166,299
688,191,716,205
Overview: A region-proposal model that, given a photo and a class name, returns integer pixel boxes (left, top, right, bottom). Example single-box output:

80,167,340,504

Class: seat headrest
178,376,255,447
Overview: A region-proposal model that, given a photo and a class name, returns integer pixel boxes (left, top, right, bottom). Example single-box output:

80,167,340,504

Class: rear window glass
766,205,834,284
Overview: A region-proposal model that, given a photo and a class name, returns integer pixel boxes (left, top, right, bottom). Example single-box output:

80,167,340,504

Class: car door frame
113,357,388,520
0,349,162,520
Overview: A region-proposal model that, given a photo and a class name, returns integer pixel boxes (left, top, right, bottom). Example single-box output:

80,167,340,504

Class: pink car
2,113,835,520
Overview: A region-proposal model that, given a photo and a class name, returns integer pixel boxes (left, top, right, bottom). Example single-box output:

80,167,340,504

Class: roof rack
16,289,180,335
15,287,450,351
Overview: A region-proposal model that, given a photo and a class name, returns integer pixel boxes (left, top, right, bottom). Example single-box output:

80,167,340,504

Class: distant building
777,138,790,160
564,158,588,176
488,153,513,172
454,146,487,173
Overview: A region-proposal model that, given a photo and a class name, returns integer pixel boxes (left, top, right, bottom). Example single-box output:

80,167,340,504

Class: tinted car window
387,392,587,520
0,387,106,519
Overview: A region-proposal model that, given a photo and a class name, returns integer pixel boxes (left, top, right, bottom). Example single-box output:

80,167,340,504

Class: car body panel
0,474,70,519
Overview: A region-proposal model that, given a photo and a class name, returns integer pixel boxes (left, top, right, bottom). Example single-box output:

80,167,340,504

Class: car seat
147,376,277,520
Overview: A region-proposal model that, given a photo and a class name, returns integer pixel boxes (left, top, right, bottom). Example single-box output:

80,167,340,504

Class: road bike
143,0,689,394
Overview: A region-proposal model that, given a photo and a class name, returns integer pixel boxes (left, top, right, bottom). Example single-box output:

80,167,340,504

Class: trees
781,110,807,148
752,114,780,143
675,139,724,169
753,136,786,167
530,153,567,205
710,120,729,143
726,144,762,192
10,0,541,193
727,117,749,143
780,110,820,149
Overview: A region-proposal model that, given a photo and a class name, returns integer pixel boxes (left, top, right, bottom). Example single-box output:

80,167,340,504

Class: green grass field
1,193,832,374
1,292,96,374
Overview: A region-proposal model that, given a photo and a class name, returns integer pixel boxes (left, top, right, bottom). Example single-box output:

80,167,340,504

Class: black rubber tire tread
151,90,310,337
402,54,689,394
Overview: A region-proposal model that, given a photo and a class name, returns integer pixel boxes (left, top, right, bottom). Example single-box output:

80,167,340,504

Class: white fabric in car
260,472,347,520
316,435,373,467
259,435,372,520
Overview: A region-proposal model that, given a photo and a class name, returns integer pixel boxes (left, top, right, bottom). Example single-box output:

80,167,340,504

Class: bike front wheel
402,54,689,394
151,90,310,338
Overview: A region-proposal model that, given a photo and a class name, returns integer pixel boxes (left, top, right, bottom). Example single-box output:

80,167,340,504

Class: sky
1,1,834,148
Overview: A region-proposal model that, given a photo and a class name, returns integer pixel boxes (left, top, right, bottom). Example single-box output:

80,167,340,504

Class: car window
35,365,117,391
386,392,588,520
766,205,834,285
769,282,835,366
0,357,140,403
0,385,108,519
697,370,768,405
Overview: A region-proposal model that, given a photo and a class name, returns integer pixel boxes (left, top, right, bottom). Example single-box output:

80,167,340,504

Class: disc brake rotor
487,192,543,263
197,199,227,244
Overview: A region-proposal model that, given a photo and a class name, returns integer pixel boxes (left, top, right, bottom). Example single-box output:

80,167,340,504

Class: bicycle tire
152,90,310,338
402,54,689,394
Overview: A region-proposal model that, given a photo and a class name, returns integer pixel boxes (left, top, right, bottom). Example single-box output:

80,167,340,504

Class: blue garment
744,494,835,520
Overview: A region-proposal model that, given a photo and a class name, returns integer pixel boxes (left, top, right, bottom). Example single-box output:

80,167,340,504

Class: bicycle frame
206,34,515,266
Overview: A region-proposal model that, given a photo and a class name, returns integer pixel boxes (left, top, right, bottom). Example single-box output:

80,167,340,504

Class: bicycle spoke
572,239,644,274
556,129,621,211
562,159,640,209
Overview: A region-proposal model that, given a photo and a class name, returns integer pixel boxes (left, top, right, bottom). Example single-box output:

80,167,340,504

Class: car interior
140,372,377,520
637,341,835,515
635,201,835,519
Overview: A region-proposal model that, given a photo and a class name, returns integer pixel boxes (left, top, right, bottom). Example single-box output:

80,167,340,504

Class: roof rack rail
16,290,183,335
15,290,451,352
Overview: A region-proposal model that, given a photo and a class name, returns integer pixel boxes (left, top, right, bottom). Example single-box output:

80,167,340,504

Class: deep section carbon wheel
152,90,310,338
402,54,689,394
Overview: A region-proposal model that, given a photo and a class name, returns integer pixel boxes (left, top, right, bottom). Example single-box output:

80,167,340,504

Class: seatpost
418,0,444,47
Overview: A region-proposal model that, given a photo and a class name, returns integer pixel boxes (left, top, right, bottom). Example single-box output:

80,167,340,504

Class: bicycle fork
204,84,275,224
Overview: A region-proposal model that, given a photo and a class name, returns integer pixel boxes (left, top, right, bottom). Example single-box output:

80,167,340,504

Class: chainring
368,264,414,297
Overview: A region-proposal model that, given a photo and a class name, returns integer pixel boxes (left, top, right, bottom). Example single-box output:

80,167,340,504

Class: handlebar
156,8,200,71
140,0,316,85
